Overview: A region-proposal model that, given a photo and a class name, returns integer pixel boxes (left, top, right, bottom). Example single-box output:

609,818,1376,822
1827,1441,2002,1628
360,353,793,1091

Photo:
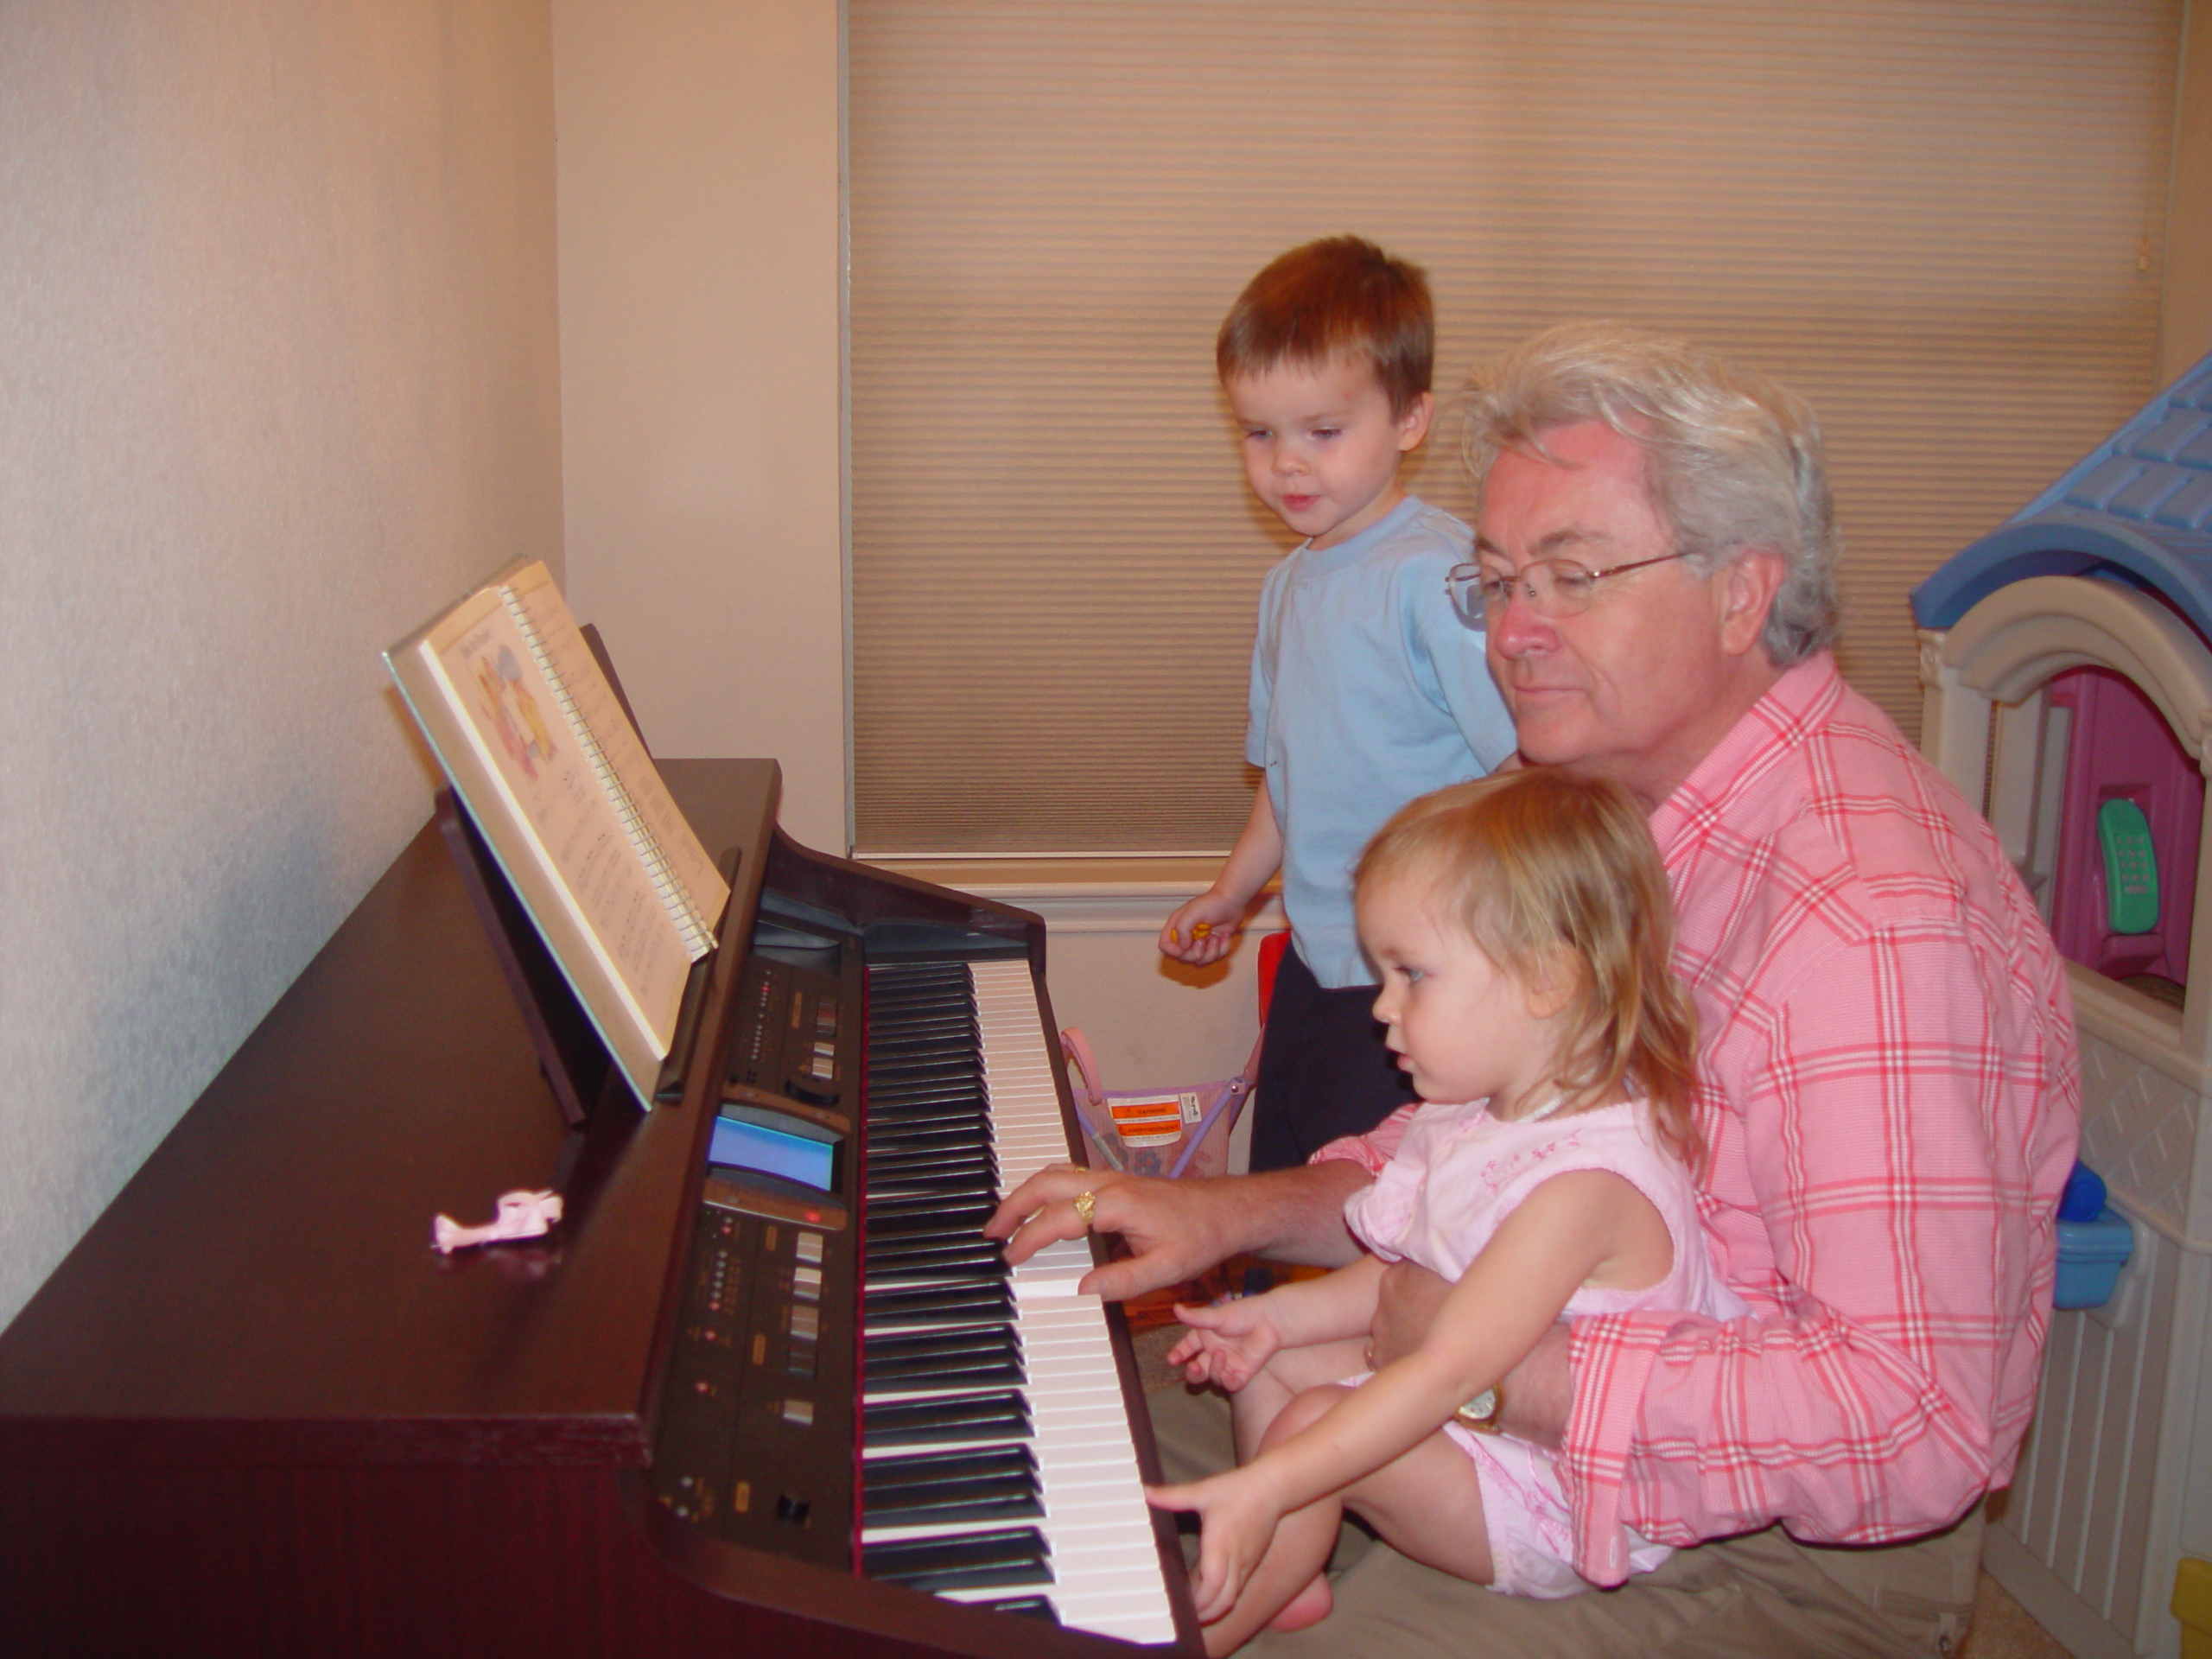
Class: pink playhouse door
2046,665,2202,996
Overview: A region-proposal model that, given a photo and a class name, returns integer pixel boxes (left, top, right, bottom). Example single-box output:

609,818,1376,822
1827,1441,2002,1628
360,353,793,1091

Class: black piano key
865,1345,1025,1393
862,1444,1036,1497
866,1192,996,1223
867,1035,982,1057
862,1389,1032,1448
868,1085,983,1112
965,1597,1059,1624
867,1078,988,1107
863,1478,1043,1529
864,1212,998,1244
867,961,970,983
866,1158,995,1187
865,994,974,1019
861,1281,1013,1328
865,1325,1019,1369
863,1236,1007,1273
867,1124,992,1156
868,1061,983,1084
865,1100,990,1131
867,966,971,990
861,1527,1052,1593
862,1446,1044,1527
865,1154,996,1192
864,1255,1009,1288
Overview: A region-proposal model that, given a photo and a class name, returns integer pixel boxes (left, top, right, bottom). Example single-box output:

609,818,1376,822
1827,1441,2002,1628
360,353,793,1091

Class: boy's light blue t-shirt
1247,495,1517,988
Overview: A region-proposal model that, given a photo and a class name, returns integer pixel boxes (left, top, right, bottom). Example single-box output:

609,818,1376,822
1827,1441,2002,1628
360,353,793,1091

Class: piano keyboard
857,959,1179,1647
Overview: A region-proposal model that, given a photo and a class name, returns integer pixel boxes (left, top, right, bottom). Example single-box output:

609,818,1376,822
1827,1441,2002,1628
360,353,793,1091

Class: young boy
1160,236,1515,1169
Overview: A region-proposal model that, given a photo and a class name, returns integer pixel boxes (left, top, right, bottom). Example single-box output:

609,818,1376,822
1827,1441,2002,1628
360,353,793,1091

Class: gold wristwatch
1454,1383,1506,1434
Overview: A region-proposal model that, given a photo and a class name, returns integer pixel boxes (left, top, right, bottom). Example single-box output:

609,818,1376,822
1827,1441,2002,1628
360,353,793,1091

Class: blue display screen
709,1116,836,1192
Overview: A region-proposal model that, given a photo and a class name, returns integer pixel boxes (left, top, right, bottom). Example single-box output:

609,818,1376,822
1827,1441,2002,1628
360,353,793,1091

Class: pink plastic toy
432,1189,563,1254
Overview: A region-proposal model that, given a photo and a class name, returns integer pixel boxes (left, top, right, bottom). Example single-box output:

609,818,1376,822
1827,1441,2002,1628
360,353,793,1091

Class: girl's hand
1165,1299,1282,1392
1146,1470,1283,1625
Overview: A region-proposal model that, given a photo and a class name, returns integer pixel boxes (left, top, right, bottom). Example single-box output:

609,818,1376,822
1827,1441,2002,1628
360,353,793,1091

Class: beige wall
5,1,2210,1332
554,0,848,854
2166,0,2212,382
0,1,562,1326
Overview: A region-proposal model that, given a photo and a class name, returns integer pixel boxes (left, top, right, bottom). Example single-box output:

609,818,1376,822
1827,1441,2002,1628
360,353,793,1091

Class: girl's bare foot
1266,1573,1333,1633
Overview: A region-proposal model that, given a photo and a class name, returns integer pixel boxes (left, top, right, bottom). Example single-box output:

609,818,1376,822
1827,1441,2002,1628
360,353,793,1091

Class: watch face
1454,1386,1499,1427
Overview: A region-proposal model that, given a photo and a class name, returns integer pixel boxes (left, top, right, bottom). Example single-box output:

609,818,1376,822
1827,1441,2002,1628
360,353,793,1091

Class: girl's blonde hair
1355,768,1703,1167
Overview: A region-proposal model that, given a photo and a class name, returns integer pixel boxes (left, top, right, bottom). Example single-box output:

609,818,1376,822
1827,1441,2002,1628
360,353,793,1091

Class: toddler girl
1147,768,1745,1653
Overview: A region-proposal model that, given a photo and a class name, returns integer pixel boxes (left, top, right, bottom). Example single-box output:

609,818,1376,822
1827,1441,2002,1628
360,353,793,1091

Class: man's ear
1719,547,1785,658
1397,391,1436,454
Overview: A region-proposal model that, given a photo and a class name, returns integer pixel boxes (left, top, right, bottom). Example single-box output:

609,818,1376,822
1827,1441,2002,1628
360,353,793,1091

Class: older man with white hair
992,322,2078,1657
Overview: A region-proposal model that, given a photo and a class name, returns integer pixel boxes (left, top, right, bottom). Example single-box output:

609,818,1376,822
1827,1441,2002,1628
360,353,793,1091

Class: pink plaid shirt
1318,655,2079,1583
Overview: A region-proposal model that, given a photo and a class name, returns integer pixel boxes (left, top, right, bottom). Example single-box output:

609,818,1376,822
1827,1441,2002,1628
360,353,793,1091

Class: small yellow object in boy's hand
1191,923,1212,938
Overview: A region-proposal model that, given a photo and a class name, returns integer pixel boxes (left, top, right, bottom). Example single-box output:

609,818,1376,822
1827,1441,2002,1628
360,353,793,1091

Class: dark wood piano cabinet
0,760,1191,1659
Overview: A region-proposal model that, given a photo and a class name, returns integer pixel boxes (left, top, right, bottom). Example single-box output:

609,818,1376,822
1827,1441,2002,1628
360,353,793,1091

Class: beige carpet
1133,1323,2072,1658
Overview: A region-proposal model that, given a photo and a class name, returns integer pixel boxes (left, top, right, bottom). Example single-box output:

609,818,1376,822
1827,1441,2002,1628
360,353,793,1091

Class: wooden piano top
0,760,783,1465
0,759,1193,1659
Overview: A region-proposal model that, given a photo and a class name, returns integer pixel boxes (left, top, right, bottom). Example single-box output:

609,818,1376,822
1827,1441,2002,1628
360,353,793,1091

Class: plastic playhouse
1914,351,2212,1659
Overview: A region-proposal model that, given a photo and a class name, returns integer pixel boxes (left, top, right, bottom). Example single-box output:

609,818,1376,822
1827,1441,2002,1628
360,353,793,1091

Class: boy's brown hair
1217,236,1434,418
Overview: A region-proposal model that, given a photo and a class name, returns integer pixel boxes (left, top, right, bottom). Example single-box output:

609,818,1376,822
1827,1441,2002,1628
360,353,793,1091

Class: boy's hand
1160,890,1244,965
1165,1297,1282,1392
1146,1469,1284,1625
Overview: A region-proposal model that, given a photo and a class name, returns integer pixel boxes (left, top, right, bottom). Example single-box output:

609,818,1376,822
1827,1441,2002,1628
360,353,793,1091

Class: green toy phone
2097,797,2160,935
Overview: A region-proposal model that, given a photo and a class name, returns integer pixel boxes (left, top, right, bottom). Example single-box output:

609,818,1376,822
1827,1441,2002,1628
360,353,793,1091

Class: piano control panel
728,950,860,1112
650,1200,860,1564
648,920,868,1564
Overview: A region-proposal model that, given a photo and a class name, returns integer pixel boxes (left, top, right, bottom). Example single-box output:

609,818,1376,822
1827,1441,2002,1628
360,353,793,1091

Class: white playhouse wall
1921,575,2212,1659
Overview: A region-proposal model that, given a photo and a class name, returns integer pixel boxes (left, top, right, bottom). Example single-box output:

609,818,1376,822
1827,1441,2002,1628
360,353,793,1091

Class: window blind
849,0,2177,855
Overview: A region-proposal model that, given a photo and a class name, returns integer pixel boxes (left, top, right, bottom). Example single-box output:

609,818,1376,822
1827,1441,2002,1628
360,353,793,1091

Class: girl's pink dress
1340,1098,1747,1597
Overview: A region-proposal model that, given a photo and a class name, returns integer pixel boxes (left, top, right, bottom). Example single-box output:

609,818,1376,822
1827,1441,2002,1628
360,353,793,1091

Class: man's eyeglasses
1445,550,1694,626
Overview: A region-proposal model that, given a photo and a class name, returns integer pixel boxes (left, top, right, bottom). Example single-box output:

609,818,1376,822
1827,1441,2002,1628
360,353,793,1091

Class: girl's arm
1166,1255,1386,1389
1237,1251,1385,1349
1152,1172,1664,1547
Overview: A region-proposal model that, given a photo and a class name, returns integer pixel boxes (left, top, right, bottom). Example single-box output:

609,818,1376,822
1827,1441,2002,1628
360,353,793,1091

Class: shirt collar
1647,652,1842,859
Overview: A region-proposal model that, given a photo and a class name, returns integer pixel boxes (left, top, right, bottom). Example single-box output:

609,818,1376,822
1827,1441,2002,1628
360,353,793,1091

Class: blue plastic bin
2054,1206,2134,1310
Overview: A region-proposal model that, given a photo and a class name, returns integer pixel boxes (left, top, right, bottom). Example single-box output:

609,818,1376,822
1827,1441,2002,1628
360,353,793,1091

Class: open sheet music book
385,559,730,1107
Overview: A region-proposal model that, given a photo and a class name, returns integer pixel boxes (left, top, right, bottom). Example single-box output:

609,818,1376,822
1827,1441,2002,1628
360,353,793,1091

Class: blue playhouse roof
1910,351,2212,639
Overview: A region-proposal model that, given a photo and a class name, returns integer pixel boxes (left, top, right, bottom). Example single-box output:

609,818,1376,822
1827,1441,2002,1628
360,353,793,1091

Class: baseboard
1982,1522,2152,1659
